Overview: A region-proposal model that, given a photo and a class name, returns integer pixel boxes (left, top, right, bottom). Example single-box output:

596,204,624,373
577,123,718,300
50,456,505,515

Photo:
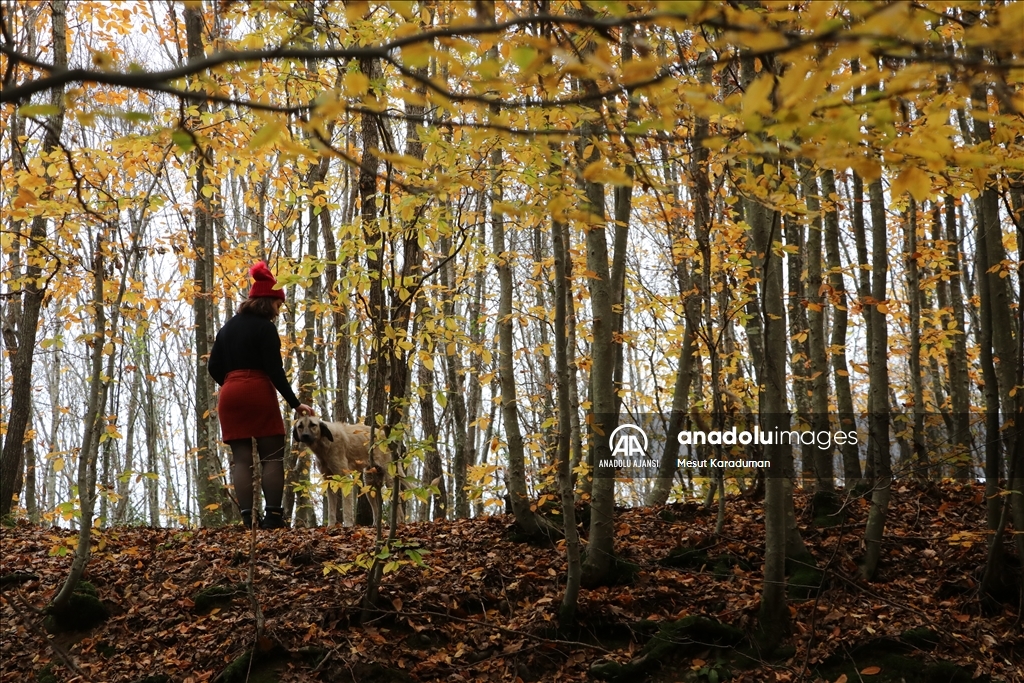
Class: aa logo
609,424,648,459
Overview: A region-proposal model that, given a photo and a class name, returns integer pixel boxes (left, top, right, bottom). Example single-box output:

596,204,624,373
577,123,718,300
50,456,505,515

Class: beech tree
2,0,1022,626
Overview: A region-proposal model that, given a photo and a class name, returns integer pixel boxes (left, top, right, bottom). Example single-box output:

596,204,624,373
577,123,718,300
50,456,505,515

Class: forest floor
1,481,1020,683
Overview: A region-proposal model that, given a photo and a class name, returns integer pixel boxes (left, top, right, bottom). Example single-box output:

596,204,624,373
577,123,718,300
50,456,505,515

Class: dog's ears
320,420,334,442
292,423,300,443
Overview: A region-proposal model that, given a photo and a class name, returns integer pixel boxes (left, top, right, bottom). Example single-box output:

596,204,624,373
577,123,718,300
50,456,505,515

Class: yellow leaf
248,121,283,149
53,457,65,473
343,71,370,97
582,160,606,181
891,166,931,203
876,302,889,315
620,58,659,84
849,157,882,182
13,187,37,209
742,73,775,118
582,160,633,186
345,0,369,22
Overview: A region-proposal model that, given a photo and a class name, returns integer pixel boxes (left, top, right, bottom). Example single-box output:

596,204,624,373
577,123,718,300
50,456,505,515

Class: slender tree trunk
554,200,582,624
418,355,448,520
758,206,789,646
905,200,927,478
52,245,106,612
578,105,618,588
784,208,813,489
440,250,471,518
0,0,66,522
800,163,833,491
851,170,875,484
114,364,143,523
861,176,892,581
938,197,973,484
649,137,698,506
143,334,161,526
821,170,861,486
185,4,230,527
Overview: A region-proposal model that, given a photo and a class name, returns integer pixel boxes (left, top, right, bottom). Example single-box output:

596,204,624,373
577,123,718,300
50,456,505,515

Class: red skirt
217,370,285,442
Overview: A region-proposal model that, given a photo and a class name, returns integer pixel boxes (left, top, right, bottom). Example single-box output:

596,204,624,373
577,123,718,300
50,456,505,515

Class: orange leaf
860,666,882,675
833,676,848,683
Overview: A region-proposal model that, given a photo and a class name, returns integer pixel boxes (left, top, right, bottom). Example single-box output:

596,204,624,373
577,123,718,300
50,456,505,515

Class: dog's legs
369,489,382,529
325,485,339,526
342,485,355,527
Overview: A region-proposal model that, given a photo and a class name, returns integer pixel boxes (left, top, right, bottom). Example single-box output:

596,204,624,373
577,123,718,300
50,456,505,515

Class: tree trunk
861,176,892,581
851,170,875,484
649,135,698,506
143,332,161,526
52,244,106,612
784,208,813,489
0,0,66,522
937,197,972,484
553,198,582,624
579,106,618,588
800,163,834,491
418,355,448,520
185,4,230,527
821,169,861,486
757,206,789,646
905,200,927,478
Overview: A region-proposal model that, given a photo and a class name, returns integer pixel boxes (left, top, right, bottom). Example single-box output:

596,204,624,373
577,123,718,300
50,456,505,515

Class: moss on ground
192,583,247,614
44,581,109,633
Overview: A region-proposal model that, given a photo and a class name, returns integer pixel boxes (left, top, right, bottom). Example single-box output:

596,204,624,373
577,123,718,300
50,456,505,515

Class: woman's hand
296,403,314,417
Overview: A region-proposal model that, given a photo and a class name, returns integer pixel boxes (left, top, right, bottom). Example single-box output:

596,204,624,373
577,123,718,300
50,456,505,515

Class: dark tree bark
0,0,66,522
185,4,230,527
821,170,861,486
861,176,892,581
800,163,834,491
905,200,927,478
938,197,972,484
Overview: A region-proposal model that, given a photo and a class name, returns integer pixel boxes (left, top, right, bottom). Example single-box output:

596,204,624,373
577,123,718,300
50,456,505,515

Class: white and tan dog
292,416,402,527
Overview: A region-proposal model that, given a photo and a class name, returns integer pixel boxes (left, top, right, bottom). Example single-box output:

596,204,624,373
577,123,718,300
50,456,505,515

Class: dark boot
260,506,287,529
240,509,256,529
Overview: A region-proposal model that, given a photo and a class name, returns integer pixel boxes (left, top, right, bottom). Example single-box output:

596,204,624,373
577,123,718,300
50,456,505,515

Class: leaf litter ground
1,481,1019,682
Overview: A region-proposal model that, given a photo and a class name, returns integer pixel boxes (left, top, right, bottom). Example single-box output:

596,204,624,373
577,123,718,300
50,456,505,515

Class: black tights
228,435,285,511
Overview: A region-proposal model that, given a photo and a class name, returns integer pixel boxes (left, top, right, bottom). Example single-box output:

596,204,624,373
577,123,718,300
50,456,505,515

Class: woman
208,261,312,529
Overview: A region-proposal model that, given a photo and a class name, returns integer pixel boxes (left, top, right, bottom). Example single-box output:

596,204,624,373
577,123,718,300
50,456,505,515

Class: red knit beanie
248,261,285,300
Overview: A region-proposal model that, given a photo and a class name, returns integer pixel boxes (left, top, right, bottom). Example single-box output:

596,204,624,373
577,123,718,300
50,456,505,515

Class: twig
796,497,852,682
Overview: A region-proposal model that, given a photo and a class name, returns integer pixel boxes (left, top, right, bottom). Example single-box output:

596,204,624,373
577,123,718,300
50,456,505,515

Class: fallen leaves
0,482,1016,682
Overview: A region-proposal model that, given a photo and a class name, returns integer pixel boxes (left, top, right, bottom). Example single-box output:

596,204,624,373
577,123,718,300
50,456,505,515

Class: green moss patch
810,490,845,527
785,552,824,599
192,583,247,614
44,581,110,633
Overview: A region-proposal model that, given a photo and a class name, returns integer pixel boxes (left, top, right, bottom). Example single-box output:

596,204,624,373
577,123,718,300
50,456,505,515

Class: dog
292,416,403,527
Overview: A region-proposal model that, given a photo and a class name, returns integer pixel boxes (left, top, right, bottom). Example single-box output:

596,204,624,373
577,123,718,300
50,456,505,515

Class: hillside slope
1,482,1019,682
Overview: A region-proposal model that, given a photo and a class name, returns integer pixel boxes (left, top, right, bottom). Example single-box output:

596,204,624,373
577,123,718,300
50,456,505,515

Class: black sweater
207,312,301,410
